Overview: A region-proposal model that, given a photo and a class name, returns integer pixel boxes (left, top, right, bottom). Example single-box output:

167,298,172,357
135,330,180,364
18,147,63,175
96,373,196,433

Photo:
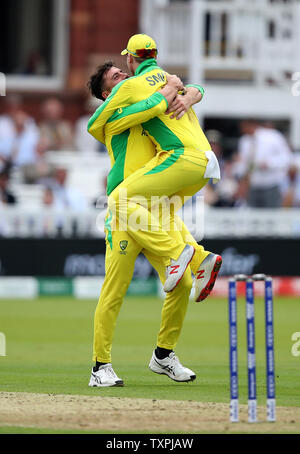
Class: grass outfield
0,295,299,433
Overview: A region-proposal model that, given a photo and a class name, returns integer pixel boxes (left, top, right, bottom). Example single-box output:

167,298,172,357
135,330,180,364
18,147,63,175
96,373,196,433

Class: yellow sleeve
106,92,168,136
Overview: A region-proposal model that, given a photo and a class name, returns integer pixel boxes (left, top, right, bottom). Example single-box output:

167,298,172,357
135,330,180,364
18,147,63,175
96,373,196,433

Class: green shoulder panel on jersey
106,130,130,196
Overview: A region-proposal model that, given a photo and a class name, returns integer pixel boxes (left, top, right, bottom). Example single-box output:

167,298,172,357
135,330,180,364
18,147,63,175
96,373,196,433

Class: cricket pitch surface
0,392,299,434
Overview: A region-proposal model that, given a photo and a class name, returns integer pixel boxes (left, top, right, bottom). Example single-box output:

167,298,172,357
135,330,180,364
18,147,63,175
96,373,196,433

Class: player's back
143,107,211,153
128,61,211,153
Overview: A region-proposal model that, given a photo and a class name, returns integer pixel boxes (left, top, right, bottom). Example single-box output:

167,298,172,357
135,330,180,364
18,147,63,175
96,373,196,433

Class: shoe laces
168,352,182,371
101,364,118,379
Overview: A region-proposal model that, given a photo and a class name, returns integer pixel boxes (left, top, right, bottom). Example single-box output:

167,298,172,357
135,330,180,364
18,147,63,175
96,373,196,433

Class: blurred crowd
0,94,106,210
0,95,300,210
203,120,299,208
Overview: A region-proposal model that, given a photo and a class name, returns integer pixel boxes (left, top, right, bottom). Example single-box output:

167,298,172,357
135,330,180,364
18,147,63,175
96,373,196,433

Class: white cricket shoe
149,350,196,383
194,253,222,302
88,364,124,387
163,245,195,293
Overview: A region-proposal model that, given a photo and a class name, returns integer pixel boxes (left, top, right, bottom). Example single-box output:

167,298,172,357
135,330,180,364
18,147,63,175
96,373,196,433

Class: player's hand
166,74,184,91
165,94,191,120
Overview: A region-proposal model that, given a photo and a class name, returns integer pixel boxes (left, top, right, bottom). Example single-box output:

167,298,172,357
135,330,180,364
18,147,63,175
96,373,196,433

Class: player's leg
90,220,142,387
170,186,223,302
163,194,210,277
108,150,209,261
108,151,209,292
152,173,222,299
174,215,209,272
164,212,221,302
93,229,141,363
144,250,196,382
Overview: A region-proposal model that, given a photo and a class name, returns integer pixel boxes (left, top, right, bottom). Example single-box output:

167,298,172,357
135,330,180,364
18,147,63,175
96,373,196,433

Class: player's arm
106,92,168,136
88,71,184,142
106,76,182,135
166,84,205,120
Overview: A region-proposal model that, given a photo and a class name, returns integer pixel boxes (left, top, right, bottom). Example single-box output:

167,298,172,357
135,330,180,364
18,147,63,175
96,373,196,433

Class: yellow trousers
93,214,210,363
108,149,209,267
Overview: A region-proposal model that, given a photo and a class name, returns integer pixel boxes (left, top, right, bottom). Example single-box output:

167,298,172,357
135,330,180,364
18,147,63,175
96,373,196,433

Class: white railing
0,206,300,238
0,207,104,238
140,0,300,86
204,207,300,239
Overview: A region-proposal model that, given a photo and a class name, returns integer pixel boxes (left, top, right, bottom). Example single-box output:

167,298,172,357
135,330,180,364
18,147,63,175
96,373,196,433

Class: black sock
93,361,107,372
155,347,172,360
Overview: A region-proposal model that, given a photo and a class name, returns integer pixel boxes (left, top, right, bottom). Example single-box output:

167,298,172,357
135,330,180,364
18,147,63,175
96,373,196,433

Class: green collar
135,58,160,76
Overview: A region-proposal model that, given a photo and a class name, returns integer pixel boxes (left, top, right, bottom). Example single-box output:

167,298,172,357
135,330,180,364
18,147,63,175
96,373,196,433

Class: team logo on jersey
146,42,151,48
119,240,128,255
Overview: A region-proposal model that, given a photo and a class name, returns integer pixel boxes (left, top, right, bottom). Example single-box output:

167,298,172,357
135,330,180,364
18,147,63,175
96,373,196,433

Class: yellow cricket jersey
88,58,209,194
94,92,168,195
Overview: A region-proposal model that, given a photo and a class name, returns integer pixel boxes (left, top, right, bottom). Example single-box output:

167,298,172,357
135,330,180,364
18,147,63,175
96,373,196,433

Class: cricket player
87,62,221,387
89,34,221,295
